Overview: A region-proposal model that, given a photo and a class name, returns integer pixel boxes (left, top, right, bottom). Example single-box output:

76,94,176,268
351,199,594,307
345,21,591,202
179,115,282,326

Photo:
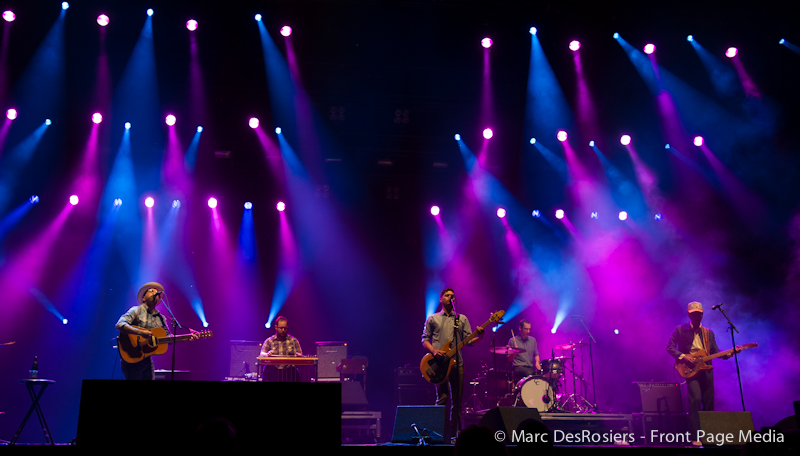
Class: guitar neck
157,334,195,344
701,344,755,362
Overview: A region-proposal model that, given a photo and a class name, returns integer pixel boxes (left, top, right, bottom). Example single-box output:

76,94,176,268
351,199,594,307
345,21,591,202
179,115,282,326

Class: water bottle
29,356,38,379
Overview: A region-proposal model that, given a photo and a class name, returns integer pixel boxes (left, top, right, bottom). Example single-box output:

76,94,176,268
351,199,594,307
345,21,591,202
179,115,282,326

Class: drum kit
466,341,596,413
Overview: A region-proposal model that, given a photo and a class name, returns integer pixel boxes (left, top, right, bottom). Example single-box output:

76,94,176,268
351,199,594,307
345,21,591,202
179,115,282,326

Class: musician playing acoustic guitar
666,301,741,444
421,288,484,442
116,282,199,380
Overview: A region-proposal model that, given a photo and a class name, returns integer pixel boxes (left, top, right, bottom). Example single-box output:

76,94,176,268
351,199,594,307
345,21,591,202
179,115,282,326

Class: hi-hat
553,342,587,351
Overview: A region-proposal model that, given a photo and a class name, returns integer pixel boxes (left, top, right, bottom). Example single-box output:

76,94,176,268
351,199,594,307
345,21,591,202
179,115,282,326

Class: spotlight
481,37,493,48
454,134,461,141
97,14,109,26
144,197,154,208
244,202,253,210
620,134,631,146
569,40,581,51
614,329,619,335
197,126,203,132
6,108,17,120
30,195,40,204
172,200,181,208
265,322,271,329
644,43,655,54
687,35,694,42
655,213,663,220
664,144,671,149
550,328,556,334
591,212,598,219
276,201,286,212
589,140,595,147
693,136,704,147
430,206,440,216
3,11,15,22
531,210,540,218
249,117,260,129
555,209,564,219
124,122,131,129
255,14,262,22
530,138,536,144
113,198,122,207
62,2,69,10
613,32,619,39
280,26,292,37
556,130,567,142
203,321,209,328
496,208,506,218
529,27,537,35
208,198,218,209
275,127,282,134
165,114,176,126
62,319,68,325
618,211,628,221
69,195,79,205
779,38,785,45
483,128,493,139
92,113,102,124
45,119,52,126
725,47,738,58
147,9,153,16
186,19,198,31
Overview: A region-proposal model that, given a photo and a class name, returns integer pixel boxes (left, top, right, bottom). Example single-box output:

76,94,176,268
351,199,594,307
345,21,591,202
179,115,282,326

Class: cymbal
553,342,587,351
489,346,525,355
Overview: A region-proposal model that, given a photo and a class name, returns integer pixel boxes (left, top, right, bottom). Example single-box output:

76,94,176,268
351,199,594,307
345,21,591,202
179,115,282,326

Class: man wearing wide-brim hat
115,282,173,380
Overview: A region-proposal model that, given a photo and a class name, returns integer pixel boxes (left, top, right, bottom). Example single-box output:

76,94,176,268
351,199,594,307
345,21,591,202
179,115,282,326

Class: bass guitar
118,326,213,363
420,310,504,384
674,343,757,379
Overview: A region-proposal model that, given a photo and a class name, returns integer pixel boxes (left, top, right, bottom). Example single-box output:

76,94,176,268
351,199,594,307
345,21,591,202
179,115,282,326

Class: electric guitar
420,310,504,384
118,326,212,363
674,343,757,379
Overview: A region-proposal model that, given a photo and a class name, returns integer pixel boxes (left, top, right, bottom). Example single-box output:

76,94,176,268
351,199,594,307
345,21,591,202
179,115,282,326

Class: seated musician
260,316,303,382
507,319,541,382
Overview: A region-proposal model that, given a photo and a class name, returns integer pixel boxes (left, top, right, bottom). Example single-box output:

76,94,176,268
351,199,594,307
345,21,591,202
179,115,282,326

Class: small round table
11,379,55,445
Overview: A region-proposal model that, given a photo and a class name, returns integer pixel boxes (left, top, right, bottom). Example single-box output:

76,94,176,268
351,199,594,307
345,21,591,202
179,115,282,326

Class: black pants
436,364,464,440
121,358,155,380
687,369,714,437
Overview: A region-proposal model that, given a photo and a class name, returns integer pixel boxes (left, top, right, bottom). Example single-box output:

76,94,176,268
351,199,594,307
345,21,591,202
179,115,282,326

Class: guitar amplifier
316,341,347,380
634,381,683,413
229,340,263,379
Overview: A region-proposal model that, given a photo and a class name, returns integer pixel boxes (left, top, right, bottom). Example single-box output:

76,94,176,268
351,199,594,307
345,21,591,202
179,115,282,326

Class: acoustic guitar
674,343,757,379
118,326,212,363
420,310,504,384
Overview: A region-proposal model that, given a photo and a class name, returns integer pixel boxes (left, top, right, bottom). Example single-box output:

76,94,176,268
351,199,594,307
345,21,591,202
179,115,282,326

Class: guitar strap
702,327,711,364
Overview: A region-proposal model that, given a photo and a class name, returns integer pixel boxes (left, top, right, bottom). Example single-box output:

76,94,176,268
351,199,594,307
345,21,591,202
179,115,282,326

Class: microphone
154,291,164,297
711,303,723,310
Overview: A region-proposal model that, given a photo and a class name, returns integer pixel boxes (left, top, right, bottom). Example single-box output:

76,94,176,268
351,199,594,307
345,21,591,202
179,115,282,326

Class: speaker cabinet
392,405,445,444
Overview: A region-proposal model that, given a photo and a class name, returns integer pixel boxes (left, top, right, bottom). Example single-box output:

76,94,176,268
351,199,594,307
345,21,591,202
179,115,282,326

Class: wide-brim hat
687,301,704,313
137,282,165,304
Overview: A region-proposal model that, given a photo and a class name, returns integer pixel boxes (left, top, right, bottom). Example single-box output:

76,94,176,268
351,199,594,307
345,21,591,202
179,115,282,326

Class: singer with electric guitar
115,282,201,380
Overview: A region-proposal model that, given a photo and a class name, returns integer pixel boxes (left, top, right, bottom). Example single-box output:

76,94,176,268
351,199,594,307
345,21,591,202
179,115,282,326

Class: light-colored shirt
116,304,170,335
508,335,539,368
261,335,303,357
421,310,474,362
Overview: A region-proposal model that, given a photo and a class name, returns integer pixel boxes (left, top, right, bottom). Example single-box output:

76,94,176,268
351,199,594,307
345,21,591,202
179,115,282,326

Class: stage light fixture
555,209,564,219
779,38,785,45
97,14,109,26
619,211,628,221
276,201,286,212
483,128,493,139
3,11,15,22
147,9,153,16
275,127,282,134
30,195,40,204
145,197,154,208
62,319,68,325
530,27,537,35
613,32,619,39
255,14,262,22
244,202,253,210
531,210,540,218
113,198,122,207
644,43,655,54
530,138,536,144
69,195,79,205
249,117,260,129
172,200,181,208
665,144,671,149
687,35,694,42
481,38,493,48
569,40,581,51
208,198,218,209
6,108,17,120
430,206,440,216
557,130,568,142
197,126,203,132
589,140,595,147
165,114,176,126
496,208,506,218
186,20,198,31
92,113,102,124
62,2,69,10
45,119,52,126
455,134,461,140
591,212,598,219
124,122,131,130
655,213,663,220
725,47,738,58
280,26,292,37
620,135,631,146
614,329,619,335
693,136,704,147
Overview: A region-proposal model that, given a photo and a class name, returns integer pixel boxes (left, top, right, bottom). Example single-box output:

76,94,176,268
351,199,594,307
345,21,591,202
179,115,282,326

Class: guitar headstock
740,343,757,349
198,330,213,339
490,310,505,322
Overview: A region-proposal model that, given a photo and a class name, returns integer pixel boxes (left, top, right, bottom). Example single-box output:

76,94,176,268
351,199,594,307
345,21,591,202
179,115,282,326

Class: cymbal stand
574,316,599,413
558,345,593,413
465,378,484,412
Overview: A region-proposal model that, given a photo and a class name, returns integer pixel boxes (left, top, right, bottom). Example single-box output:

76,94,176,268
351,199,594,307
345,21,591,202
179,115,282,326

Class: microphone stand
573,316,598,413
714,304,745,411
160,293,184,381
451,297,461,440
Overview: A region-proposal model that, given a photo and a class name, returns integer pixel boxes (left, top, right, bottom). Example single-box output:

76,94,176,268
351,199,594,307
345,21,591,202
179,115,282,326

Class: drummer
507,320,541,381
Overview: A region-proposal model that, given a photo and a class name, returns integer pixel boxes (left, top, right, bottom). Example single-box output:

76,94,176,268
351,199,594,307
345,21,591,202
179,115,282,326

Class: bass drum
517,376,553,411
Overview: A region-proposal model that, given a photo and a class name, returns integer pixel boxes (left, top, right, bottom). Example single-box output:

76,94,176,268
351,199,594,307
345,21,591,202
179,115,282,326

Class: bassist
421,288,484,442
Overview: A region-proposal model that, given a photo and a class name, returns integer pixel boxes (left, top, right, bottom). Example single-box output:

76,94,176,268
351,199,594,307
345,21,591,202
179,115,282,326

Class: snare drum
541,358,563,380
516,376,553,411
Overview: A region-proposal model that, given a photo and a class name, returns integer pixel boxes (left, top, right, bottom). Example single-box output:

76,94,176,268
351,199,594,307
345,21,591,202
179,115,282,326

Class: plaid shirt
261,335,302,357
116,304,171,335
